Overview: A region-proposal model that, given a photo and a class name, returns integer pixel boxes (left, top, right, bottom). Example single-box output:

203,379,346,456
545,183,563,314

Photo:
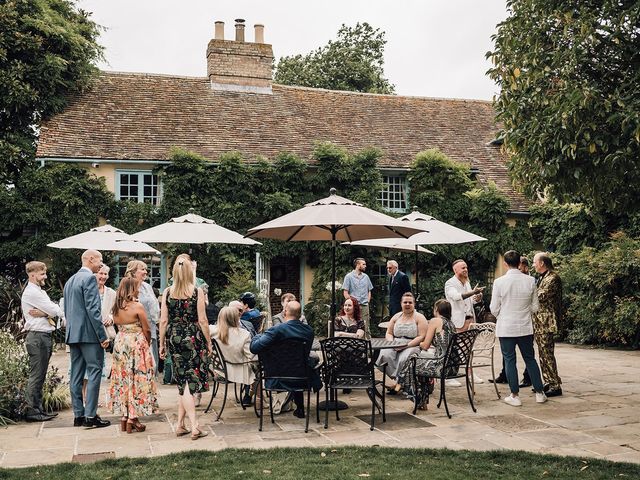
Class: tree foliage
487,0,640,218
0,0,103,184
274,22,395,94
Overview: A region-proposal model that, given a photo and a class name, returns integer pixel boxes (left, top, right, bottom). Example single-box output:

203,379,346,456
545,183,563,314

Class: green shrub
0,330,29,423
559,233,640,347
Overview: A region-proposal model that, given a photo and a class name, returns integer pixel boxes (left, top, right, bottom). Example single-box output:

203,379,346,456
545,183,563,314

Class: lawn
0,447,638,479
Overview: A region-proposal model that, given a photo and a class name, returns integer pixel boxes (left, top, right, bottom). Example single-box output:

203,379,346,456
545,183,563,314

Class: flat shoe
191,428,209,440
176,426,189,437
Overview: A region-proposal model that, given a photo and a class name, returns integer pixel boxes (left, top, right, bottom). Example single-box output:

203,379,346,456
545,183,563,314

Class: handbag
104,325,117,340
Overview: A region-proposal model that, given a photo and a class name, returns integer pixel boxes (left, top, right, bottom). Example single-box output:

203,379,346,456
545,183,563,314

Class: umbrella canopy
400,208,487,244
130,212,261,245
342,238,434,254
246,189,424,335
47,224,159,254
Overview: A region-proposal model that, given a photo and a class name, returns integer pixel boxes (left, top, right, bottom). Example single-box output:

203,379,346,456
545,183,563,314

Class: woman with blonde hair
159,255,212,440
108,277,158,433
125,260,160,374
210,306,256,386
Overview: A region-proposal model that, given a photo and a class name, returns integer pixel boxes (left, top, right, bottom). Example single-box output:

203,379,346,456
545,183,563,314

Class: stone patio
1,343,638,468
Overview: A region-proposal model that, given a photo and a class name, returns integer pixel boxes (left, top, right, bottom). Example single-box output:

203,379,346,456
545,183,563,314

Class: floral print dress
166,289,209,395
109,323,158,417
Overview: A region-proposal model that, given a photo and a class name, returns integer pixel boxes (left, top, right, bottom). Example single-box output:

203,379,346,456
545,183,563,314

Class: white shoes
536,392,548,404
503,395,522,407
472,373,484,384
445,379,462,387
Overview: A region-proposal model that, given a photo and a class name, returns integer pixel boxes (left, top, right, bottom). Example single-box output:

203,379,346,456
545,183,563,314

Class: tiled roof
36,72,529,212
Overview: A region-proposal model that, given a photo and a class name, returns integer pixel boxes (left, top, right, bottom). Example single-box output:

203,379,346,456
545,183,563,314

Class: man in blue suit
387,260,412,316
250,301,320,419
64,249,111,428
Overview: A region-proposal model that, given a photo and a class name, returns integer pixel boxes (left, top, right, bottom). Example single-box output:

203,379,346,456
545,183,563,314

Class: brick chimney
207,19,273,94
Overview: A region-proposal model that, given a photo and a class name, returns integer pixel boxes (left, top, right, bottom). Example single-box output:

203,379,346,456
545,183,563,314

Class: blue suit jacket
389,270,412,316
250,320,320,391
63,268,107,344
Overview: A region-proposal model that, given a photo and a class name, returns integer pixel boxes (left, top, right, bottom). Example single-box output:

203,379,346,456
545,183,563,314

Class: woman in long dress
397,299,457,409
159,254,213,440
375,292,428,394
109,277,158,433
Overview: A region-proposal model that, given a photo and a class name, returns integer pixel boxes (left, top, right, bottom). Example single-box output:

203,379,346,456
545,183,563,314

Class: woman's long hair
112,277,139,318
170,254,195,298
434,298,452,320
216,306,240,345
339,295,361,321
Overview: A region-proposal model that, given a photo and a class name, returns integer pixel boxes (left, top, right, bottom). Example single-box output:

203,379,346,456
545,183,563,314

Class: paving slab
0,343,637,467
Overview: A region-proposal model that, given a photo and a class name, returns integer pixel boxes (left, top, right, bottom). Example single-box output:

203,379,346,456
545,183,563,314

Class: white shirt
444,276,475,328
21,282,63,333
490,269,539,338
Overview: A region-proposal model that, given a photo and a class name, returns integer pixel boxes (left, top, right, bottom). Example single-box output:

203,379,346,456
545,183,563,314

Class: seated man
240,292,263,333
250,301,321,419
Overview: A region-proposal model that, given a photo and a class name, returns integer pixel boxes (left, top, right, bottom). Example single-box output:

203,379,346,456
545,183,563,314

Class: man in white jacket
490,250,547,407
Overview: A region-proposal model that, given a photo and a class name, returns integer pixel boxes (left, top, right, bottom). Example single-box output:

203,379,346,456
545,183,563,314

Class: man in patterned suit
532,252,563,397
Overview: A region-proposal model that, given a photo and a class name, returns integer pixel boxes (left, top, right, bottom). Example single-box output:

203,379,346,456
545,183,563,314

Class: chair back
258,339,310,384
443,329,481,377
321,338,372,383
209,338,229,383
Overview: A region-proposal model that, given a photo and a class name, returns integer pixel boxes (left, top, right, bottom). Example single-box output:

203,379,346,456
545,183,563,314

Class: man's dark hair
353,257,365,268
537,253,554,270
504,250,521,268
240,292,256,309
519,256,529,267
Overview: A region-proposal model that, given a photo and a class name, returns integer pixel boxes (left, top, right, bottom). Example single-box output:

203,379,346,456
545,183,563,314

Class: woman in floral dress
159,254,213,440
109,277,158,433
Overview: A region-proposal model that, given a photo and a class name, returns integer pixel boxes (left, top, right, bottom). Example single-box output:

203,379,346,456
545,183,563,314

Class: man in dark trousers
386,260,412,317
250,301,320,419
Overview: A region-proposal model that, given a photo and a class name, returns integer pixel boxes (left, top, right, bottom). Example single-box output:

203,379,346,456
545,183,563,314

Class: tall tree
274,22,395,94
0,0,103,184
487,0,640,218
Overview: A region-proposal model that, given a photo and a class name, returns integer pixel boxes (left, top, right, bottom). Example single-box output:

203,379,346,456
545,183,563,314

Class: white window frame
379,174,409,212
115,169,162,205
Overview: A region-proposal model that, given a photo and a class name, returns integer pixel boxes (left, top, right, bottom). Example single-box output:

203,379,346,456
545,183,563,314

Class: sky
77,0,508,101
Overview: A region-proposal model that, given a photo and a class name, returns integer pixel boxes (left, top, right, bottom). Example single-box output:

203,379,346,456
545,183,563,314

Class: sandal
120,417,128,432
176,425,189,437
191,428,209,440
126,418,146,434
386,384,402,395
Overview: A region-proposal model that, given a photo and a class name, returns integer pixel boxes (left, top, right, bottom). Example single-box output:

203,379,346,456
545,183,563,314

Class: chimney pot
254,24,264,43
214,21,224,40
234,18,245,42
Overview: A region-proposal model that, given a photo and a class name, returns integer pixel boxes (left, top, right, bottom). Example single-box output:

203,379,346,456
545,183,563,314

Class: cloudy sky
77,0,508,100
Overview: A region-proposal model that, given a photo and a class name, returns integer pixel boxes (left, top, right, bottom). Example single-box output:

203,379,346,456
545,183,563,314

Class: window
379,175,408,212
116,170,161,205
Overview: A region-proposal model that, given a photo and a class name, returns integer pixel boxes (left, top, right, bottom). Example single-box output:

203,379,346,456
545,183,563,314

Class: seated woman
109,277,158,433
333,296,365,338
210,306,257,391
397,299,457,410
375,292,428,394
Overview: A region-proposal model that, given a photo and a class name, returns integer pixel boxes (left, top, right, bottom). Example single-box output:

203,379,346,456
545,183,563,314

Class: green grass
0,447,638,479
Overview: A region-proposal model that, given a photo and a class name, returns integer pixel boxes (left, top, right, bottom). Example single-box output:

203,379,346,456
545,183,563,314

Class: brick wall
269,256,300,315
207,39,273,90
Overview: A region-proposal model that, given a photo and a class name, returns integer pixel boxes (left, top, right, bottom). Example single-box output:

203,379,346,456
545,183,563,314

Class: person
210,306,257,392
159,256,212,440
342,258,374,339
444,259,484,332
491,255,534,386
387,260,411,317
272,293,307,325
64,249,111,428
396,299,457,409
532,252,563,397
250,300,321,419
125,260,160,375
444,259,485,386
375,292,428,394
490,250,547,407
108,277,158,433
334,296,365,338
240,292,263,333
230,300,257,337
21,261,63,422
96,265,116,380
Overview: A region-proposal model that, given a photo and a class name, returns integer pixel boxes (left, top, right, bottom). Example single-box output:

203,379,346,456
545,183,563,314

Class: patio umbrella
130,212,261,246
245,189,423,329
347,207,487,292
47,224,159,254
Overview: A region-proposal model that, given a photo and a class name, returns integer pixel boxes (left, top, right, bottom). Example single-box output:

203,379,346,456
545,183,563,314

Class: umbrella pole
414,246,419,294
